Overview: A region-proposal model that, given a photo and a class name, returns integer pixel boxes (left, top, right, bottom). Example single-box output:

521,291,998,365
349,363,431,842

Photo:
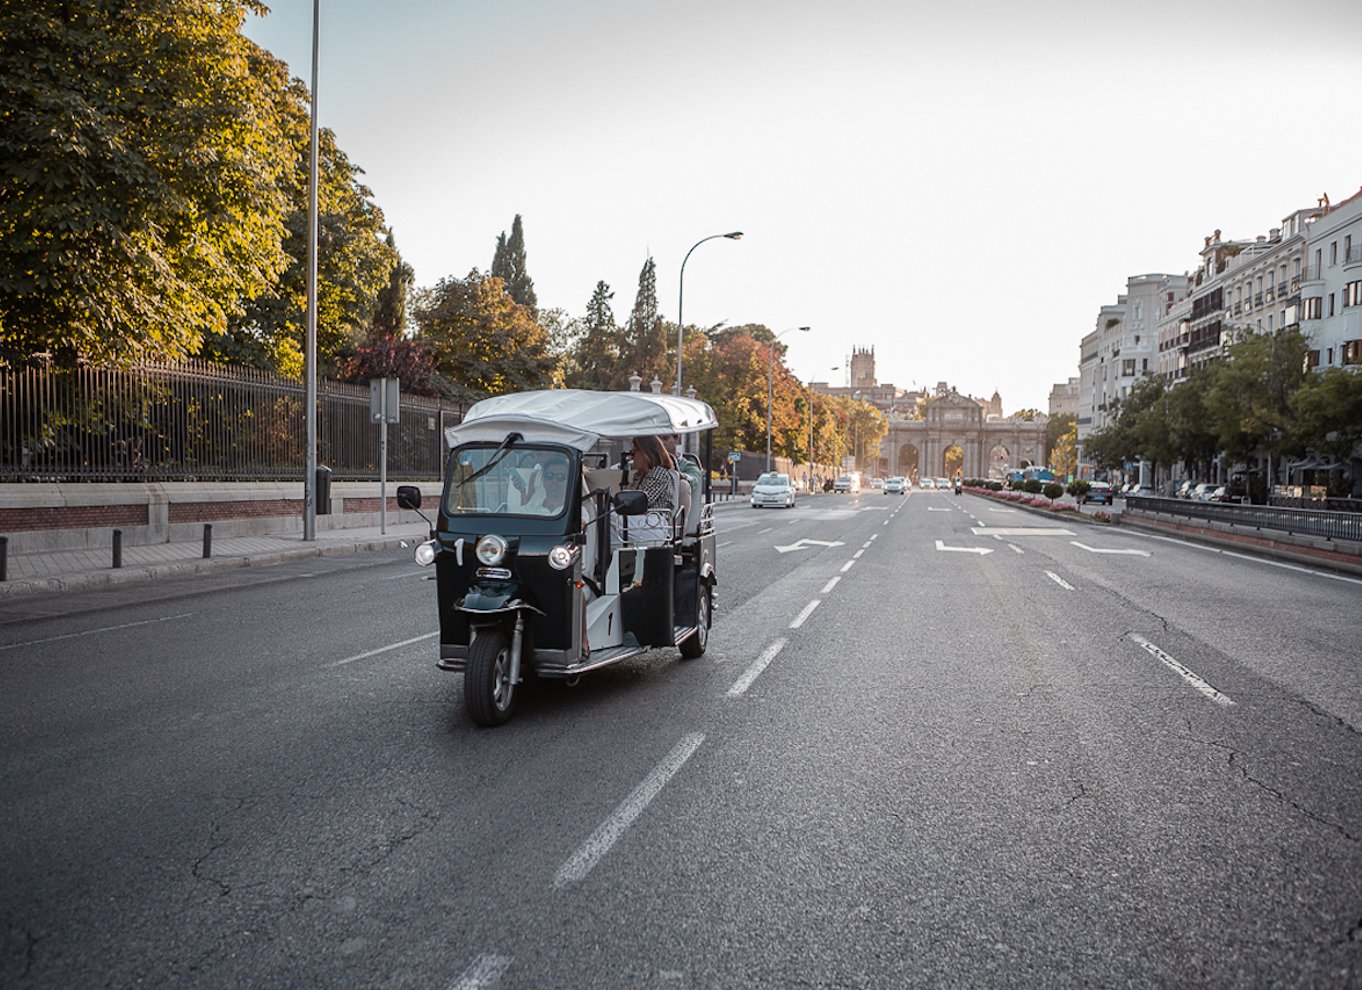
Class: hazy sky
244,0,1362,412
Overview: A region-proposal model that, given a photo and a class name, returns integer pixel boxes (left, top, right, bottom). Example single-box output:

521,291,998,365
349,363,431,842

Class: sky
244,0,1362,414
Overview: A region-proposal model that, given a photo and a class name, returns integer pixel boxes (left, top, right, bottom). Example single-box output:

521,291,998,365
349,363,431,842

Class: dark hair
631,435,673,473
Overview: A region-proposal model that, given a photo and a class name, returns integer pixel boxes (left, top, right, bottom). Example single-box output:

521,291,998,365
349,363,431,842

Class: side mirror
396,485,422,510
613,489,648,517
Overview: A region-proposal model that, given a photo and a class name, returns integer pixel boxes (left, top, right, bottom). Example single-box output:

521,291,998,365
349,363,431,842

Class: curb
0,536,420,599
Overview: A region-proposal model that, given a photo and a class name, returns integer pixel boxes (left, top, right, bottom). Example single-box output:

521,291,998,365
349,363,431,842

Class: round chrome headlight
413,539,438,566
475,534,508,566
547,544,578,571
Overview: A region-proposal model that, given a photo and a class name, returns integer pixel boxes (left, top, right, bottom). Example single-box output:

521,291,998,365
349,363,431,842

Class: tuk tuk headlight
413,539,438,566
475,534,508,566
547,544,578,571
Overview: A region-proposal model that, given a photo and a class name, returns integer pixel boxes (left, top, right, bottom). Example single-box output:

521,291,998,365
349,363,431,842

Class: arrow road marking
1071,542,1151,556
935,540,993,555
774,538,846,554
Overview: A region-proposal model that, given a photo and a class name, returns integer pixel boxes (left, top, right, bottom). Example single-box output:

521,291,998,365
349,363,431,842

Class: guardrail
1124,496,1362,543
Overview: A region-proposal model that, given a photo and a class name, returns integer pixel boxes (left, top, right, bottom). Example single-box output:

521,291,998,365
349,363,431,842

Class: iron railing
1,360,465,482
1124,496,1362,543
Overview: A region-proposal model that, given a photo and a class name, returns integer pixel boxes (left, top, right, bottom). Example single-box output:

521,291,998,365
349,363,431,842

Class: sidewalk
0,522,433,598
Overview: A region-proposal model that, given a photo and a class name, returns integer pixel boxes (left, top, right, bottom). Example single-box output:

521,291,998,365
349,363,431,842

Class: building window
1329,293,1336,317
1267,314,1274,332
1304,297,1322,319
1332,242,1338,265
1328,347,1334,364
1345,281,1362,307
1315,248,1323,275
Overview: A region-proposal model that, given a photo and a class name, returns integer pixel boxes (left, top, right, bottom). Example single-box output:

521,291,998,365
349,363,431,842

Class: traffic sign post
369,378,400,533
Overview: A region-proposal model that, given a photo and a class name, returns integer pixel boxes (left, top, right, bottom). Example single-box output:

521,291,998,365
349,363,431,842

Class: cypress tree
623,256,665,384
504,214,538,317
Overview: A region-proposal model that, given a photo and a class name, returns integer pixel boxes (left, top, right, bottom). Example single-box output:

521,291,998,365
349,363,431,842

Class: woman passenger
627,435,678,512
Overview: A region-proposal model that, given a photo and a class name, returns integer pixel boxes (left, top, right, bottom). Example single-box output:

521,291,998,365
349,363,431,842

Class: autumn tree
413,270,558,404
337,232,441,394
0,0,297,369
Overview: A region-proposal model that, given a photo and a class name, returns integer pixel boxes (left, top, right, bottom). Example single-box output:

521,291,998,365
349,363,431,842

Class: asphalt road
2,490,1361,988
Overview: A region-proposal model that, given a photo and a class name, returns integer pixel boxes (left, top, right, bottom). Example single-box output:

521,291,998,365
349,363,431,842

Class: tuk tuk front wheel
678,585,710,660
465,628,517,726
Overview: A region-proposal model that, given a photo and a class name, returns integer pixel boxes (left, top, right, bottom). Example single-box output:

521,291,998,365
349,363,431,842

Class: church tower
849,346,876,389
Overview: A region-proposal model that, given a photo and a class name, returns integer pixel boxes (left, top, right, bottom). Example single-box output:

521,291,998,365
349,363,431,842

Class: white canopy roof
444,389,718,451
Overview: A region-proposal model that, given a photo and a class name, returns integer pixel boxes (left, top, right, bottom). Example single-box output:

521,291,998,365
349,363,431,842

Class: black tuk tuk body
408,392,719,726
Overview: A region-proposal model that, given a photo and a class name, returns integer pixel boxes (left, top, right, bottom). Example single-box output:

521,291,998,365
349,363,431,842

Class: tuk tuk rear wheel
678,585,710,660
465,628,516,726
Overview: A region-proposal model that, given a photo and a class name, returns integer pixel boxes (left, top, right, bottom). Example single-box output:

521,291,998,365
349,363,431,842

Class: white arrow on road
935,540,993,555
774,538,847,554
1071,541,1151,556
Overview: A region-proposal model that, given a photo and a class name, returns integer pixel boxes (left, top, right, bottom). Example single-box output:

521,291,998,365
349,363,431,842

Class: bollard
0,535,7,582
112,529,123,569
203,523,213,559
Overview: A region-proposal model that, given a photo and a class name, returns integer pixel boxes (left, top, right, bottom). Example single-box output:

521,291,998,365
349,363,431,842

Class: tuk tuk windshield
446,445,575,518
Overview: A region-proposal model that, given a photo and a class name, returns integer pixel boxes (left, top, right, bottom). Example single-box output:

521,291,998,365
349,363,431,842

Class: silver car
751,472,796,509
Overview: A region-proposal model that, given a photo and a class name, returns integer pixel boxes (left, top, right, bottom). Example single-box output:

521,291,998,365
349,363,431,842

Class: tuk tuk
397,389,719,726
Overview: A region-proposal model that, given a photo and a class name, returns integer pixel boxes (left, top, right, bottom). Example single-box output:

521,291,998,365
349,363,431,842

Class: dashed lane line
790,599,820,629
1130,634,1234,707
447,954,513,990
329,631,439,668
1045,571,1074,590
727,638,787,698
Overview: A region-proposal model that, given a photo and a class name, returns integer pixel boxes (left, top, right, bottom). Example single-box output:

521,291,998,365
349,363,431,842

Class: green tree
1292,367,1362,469
336,232,440,393
413,270,558,404
206,123,396,377
567,281,627,389
0,0,297,369
621,256,667,385
490,214,537,316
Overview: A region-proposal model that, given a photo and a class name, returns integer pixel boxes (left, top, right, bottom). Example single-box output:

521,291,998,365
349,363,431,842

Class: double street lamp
767,326,811,472
675,231,743,396
808,366,839,491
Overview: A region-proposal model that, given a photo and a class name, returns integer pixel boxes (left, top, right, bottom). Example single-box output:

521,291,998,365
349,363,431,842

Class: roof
444,389,719,451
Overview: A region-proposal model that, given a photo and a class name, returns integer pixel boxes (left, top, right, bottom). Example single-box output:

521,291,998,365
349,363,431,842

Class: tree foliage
490,214,537,317
412,270,559,404
564,281,627,390
0,0,297,369
621,257,668,386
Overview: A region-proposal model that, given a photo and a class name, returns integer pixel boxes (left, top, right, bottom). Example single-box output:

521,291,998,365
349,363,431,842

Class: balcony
1277,282,1288,296
1254,293,1264,307
1347,246,1362,272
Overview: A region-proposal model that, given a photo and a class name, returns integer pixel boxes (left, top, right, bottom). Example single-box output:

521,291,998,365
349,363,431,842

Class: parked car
884,476,907,494
1175,481,1196,499
751,472,796,509
1084,481,1115,505
1192,483,1220,501
833,474,861,494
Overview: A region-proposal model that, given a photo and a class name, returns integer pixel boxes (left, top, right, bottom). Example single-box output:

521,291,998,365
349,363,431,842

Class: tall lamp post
675,231,743,396
302,0,321,541
767,327,810,472
808,366,840,491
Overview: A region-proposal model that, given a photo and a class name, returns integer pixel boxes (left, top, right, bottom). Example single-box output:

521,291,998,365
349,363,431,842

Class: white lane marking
935,540,993,555
329,631,439,668
1219,549,1362,584
448,954,513,989
0,612,196,652
971,527,1075,537
861,541,873,549
774,538,845,553
852,549,864,559
727,639,787,698
377,570,430,581
1130,634,1234,707
757,527,774,535
928,507,952,512
840,559,857,572
869,533,878,541
1008,544,1024,554
717,540,733,549
1071,542,1151,557
554,732,706,886
1045,571,1074,591
820,576,841,594
882,520,890,527
789,600,820,629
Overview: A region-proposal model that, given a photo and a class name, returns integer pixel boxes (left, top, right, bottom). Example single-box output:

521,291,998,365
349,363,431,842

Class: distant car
1192,483,1219,501
920,478,935,489
1084,481,1114,505
1175,481,1196,499
833,474,860,494
936,478,951,491
884,476,906,494
870,477,884,490
751,472,796,509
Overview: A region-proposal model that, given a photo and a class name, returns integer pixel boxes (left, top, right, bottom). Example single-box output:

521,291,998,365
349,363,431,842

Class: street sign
369,377,400,424
727,451,742,462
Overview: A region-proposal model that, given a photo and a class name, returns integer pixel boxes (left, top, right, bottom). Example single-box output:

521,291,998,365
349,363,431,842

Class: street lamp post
767,327,810,472
675,231,742,396
808,365,840,492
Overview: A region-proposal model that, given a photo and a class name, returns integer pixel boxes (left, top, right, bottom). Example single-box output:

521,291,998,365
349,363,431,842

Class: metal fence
1,360,464,482
1125,495,1362,543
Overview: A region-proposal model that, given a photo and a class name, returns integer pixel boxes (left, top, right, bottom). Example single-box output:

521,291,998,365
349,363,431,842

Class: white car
920,478,935,489
884,477,906,494
751,472,796,509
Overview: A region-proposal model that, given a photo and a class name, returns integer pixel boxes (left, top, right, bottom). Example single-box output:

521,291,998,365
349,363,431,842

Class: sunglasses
545,471,567,481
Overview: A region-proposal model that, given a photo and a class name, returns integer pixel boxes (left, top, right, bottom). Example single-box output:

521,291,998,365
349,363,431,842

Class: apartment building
1301,187,1362,369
